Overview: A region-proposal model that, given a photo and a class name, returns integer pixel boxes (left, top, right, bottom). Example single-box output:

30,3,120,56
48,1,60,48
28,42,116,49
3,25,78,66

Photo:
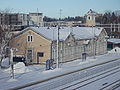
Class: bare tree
0,8,13,67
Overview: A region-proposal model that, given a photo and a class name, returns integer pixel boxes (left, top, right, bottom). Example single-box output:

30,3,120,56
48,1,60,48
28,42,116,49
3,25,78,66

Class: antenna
59,9,62,20
37,8,39,27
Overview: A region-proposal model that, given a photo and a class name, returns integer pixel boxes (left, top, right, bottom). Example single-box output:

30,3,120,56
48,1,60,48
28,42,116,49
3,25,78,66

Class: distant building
44,21,82,27
29,13,43,27
107,38,120,50
10,27,107,64
96,24,120,40
0,12,44,31
0,13,44,27
0,13,28,26
19,14,29,26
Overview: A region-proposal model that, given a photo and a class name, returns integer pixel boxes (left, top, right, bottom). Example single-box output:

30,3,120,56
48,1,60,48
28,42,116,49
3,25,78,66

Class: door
27,49,33,63
37,52,44,64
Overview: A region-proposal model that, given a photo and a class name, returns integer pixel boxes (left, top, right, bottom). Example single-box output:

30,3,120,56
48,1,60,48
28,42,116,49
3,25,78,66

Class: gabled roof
86,9,97,15
14,26,104,41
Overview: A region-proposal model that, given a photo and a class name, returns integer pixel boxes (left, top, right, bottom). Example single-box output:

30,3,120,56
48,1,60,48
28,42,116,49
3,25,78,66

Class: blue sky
0,0,120,18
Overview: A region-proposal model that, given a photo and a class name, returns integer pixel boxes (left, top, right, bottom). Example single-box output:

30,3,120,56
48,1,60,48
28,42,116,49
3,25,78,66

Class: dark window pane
28,36,30,42
31,36,32,42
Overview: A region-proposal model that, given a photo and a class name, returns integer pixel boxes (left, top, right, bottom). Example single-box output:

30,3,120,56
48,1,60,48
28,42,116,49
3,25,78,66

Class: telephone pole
56,26,60,68
56,9,62,68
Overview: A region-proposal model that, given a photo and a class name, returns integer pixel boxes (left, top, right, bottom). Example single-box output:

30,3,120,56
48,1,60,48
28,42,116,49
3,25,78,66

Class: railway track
9,58,120,90
61,67,120,90
100,79,120,90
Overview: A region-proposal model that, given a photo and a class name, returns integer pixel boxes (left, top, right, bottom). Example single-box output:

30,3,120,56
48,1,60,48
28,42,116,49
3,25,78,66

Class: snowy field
0,47,120,90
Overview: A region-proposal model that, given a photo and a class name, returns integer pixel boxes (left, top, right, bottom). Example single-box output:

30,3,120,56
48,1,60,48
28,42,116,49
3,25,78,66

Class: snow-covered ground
1,57,10,68
108,47,120,53
54,65,120,90
0,47,120,90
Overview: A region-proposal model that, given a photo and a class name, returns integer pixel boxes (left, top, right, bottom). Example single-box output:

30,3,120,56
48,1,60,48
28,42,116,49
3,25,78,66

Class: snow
14,62,32,74
108,38,120,44
42,68,61,74
76,67,120,90
56,66,120,90
4,62,32,74
108,47,120,53
7,78,18,82
1,58,10,68
23,56,120,90
0,50,120,89
22,27,103,41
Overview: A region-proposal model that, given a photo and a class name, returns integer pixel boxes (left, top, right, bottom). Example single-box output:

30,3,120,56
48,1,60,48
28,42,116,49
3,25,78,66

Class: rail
9,58,120,90
65,67,120,90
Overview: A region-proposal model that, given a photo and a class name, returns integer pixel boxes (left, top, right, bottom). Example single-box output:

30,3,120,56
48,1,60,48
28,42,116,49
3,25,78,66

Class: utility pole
60,42,63,67
56,26,60,68
10,49,14,79
92,25,96,59
56,9,62,68
111,23,112,38
37,8,39,27
118,23,120,32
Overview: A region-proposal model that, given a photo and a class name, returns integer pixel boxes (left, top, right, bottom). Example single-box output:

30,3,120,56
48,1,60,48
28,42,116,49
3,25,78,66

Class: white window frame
27,35,33,42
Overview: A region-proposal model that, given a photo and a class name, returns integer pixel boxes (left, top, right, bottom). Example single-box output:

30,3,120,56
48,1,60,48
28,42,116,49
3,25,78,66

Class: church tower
86,9,96,26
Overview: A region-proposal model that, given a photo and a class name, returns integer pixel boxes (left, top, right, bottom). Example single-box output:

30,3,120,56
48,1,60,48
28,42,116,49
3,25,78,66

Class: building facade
0,13,43,27
44,21,82,27
10,27,107,64
10,28,51,64
0,13,29,26
29,13,43,27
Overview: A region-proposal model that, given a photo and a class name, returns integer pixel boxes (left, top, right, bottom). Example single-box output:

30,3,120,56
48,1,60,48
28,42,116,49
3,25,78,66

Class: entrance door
27,49,33,63
37,52,44,64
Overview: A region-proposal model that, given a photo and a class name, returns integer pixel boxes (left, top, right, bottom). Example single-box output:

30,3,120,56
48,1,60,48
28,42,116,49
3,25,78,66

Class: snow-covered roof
87,9,97,15
22,27,103,41
108,38,120,44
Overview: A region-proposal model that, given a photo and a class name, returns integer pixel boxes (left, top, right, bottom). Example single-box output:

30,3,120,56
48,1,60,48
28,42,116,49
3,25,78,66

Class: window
31,35,33,41
88,16,90,20
28,36,30,42
37,52,44,57
27,35,33,42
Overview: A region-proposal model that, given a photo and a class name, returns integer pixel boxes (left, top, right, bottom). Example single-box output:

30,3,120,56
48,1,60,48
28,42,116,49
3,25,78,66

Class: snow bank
1,58,10,68
4,62,32,74
7,78,18,82
42,68,61,74
14,62,32,74
108,47,120,53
